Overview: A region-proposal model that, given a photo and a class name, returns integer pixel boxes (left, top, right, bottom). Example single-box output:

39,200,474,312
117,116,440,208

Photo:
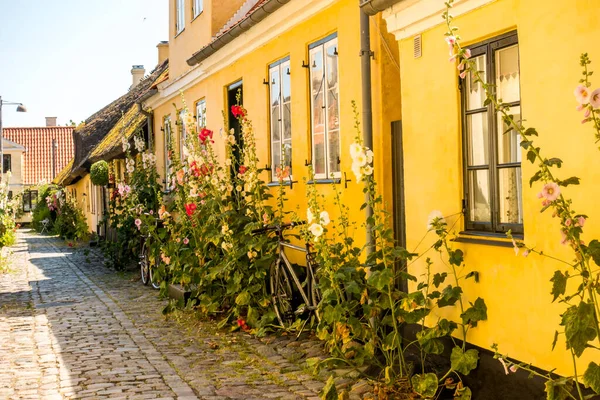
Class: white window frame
309,34,340,180
193,0,203,18
179,109,187,159
164,115,174,191
196,99,206,130
176,0,185,35
269,57,292,182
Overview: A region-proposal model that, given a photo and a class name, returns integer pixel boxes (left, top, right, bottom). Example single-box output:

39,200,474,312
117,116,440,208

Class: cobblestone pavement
0,231,351,400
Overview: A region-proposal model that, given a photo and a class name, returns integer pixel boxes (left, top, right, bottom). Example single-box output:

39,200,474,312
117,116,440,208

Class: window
269,57,292,181
309,34,340,179
2,154,11,173
196,99,206,130
193,0,203,18
462,32,522,234
8,191,12,200
22,190,37,212
176,0,185,34
164,115,174,191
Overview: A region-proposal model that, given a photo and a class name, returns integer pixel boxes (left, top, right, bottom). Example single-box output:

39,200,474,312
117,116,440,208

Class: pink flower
445,35,456,48
509,365,518,373
183,238,189,245
149,210,154,215
576,104,585,111
560,230,568,246
464,48,472,59
459,71,467,79
541,182,560,202
457,62,465,71
589,88,600,109
565,218,572,226
135,219,142,230
537,192,543,199
574,85,591,104
522,249,530,257
577,216,586,227
542,199,551,207
584,108,591,118
176,169,185,186
512,238,519,256
262,213,269,224
449,53,457,63
582,118,591,124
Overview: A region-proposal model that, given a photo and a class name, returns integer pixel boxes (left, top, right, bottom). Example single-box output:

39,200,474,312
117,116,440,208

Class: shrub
90,160,109,186
32,184,59,232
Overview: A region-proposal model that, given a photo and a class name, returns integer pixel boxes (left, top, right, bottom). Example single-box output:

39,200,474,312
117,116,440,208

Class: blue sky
0,0,168,127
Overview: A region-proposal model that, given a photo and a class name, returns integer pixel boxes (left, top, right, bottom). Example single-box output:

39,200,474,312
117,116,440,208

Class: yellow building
376,0,600,380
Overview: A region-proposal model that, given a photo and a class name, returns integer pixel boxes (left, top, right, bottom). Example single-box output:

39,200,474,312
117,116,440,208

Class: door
227,80,244,175
391,120,407,292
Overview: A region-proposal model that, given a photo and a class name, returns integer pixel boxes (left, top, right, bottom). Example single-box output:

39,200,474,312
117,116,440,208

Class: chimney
45,117,57,127
157,41,169,65
130,65,145,89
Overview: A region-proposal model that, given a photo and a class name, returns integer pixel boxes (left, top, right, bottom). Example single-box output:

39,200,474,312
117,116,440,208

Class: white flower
211,177,218,185
354,152,367,167
309,223,324,238
126,159,135,174
362,165,373,176
427,210,446,231
221,224,229,235
225,158,232,166
307,208,314,224
350,143,363,159
228,135,236,145
134,136,145,152
351,163,362,183
121,138,130,152
366,149,374,164
236,185,242,192
319,211,330,226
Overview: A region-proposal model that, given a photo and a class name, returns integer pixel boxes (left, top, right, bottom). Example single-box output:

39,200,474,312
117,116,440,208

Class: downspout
360,5,375,257
359,0,404,16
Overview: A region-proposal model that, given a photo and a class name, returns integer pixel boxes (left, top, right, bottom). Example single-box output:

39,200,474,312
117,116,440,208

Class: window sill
307,178,341,185
175,28,185,38
453,231,523,248
192,11,203,22
266,181,291,188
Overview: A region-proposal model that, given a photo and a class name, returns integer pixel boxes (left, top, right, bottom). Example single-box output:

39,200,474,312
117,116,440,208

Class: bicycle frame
277,241,317,310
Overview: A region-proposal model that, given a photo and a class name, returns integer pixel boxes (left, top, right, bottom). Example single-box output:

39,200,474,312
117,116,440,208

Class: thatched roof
55,59,168,186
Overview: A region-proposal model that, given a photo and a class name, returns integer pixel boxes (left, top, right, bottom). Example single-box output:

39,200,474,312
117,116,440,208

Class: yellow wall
153,0,401,244
67,174,100,234
397,0,600,375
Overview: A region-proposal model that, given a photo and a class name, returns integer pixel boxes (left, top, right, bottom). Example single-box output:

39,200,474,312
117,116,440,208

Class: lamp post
0,96,27,182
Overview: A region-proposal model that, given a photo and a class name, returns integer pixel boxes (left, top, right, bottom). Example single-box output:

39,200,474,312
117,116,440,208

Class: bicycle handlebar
251,220,307,235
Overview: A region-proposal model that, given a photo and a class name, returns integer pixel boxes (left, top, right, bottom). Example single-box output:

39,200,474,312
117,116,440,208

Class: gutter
359,0,404,16
187,0,291,66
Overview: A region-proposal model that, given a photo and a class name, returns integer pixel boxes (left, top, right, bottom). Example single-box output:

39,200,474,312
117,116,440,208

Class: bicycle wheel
149,257,161,290
308,254,321,323
270,258,295,328
140,241,150,286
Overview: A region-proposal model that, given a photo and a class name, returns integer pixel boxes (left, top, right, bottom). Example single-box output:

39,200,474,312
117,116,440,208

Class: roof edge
186,0,291,66
359,0,405,16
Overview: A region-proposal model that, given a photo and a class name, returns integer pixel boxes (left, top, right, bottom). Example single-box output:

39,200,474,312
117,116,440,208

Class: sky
0,0,168,127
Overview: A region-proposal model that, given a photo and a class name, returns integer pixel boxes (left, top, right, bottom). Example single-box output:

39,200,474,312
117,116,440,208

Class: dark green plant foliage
90,161,109,186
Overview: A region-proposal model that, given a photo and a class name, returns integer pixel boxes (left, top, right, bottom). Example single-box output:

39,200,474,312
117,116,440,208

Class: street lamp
0,96,27,181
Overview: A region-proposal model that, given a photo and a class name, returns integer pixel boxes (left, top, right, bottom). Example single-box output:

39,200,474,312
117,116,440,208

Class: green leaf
367,268,393,291
560,302,598,357
550,270,568,302
559,177,580,186
520,139,532,149
529,171,543,187
449,249,464,266
587,240,600,267
527,149,537,164
417,319,456,355
450,347,479,375
320,375,337,400
551,330,559,351
460,298,488,327
398,307,430,324
433,272,447,288
465,271,480,283
583,362,600,394
455,386,472,400
437,285,463,307
411,373,438,398
544,158,563,168
235,291,251,306
525,127,538,136
544,379,573,400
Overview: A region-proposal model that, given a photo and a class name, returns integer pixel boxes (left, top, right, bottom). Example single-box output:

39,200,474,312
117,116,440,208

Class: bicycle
252,221,321,328
140,215,161,290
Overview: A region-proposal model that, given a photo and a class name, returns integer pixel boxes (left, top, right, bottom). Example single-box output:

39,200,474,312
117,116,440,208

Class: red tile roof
3,127,74,185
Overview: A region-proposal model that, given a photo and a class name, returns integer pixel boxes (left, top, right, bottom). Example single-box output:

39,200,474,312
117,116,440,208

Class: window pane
328,130,340,175
326,41,338,89
313,134,325,175
498,167,523,224
283,104,291,140
271,105,281,142
282,62,291,103
468,169,491,222
495,44,520,104
270,68,280,108
272,141,281,180
466,112,488,166
311,47,325,175
497,106,521,164
283,140,292,176
466,55,486,110
196,100,206,128
327,90,339,131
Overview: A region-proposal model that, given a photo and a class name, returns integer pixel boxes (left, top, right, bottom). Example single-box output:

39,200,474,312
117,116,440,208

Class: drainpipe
360,0,404,16
360,5,375,257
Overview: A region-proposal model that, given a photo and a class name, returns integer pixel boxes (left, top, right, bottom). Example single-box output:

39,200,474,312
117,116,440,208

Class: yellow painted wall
66,175,98,234
397,0,600,375
154,0,401,250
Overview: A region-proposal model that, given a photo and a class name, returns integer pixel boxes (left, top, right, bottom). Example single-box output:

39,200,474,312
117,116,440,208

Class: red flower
237,318,250,332
185,203,197,217
190,161,201,177
67,242,73,248
231,105,246,118
199,128,214,144
238,165,247,175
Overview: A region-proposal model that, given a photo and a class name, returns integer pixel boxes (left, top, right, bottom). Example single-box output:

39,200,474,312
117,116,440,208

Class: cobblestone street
0,231,338,400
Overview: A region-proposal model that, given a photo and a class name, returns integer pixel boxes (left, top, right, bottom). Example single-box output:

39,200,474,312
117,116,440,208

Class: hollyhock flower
320,211,330,226
239,165,247,174
498,358,510,375
161,253,171,265
184,112,195,128
585,108,592,118
307,208,314,224
577,216,586,227
134,136,145,152
352,163,363,183
522,249,530,257
185,203,197,217
542,199,551,207
231,105,246,118
354,152,367,167
512,238,519,256
537,192,543,199
309,223,324,239
589,88,600,109
459,71,467,79
363,165,374,176
276,166,290,180
176,169,185,185
427,210,446,230
541,182,560,202
565,218,572,227
458,62,465,71
576,104,585,111
445,35,456,48
183,238,189,245
199,128,214,144
176,237,181,243
560,230,569,246
366,149,374,164
350,143,363,159
449,53,457,63
464,48,471,59
509,365,518,373
225,159,232,166
135,219,142,230
121,137,130,152
574,85,591,104
228,135,236,145
126,159,135,174
263,213,269,224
